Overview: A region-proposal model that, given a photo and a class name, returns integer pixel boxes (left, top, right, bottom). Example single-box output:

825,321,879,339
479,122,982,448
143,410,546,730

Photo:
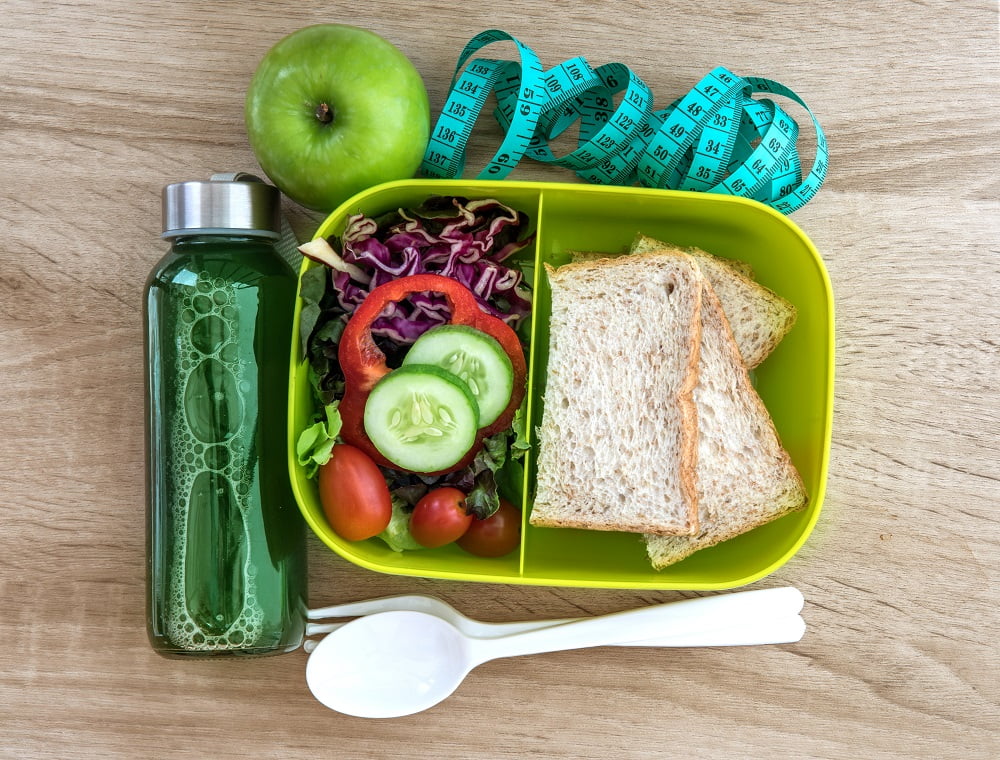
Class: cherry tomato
409,487,473,548
318,444,392,541
456,498,521,558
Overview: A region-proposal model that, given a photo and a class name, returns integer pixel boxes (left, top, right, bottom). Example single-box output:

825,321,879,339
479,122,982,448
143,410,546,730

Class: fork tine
306,622,347,636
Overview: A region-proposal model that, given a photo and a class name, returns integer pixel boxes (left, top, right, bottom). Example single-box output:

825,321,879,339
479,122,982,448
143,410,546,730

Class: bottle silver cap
162,172,281,240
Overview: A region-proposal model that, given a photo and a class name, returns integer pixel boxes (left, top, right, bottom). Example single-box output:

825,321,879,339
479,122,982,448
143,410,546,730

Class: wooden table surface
2,1,998,758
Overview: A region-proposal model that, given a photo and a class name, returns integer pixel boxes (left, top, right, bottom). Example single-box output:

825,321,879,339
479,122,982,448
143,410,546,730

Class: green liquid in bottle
145,235,306,657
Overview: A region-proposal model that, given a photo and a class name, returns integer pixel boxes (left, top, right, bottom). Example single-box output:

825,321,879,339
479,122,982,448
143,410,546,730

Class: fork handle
466,587,804,664
305,612,805,652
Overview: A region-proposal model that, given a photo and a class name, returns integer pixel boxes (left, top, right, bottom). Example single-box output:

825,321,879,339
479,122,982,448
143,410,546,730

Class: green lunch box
287,179,834,589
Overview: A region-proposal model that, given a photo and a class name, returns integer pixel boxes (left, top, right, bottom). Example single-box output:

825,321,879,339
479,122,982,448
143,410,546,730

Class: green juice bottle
145,174,306,657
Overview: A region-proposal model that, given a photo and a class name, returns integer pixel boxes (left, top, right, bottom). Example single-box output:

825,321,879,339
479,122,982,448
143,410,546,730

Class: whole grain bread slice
644,273,808,569
631,234,796,369
529,252,704,537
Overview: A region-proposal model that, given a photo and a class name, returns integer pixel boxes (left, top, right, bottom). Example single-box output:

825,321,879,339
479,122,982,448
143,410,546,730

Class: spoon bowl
306,611,473,718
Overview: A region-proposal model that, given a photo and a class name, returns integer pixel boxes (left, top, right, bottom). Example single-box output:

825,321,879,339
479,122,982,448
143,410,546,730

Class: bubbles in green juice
190,314,229,354
163,272,264,651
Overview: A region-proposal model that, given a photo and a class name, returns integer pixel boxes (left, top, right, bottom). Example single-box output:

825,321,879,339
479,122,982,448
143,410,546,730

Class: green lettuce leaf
295,401,342,479
307,318,347,406
509,399,530,460
376,497,425,552
459,433,509,519
298,265,330,356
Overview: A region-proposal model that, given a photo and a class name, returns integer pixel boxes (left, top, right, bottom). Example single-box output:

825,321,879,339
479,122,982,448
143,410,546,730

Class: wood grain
2,1,998,758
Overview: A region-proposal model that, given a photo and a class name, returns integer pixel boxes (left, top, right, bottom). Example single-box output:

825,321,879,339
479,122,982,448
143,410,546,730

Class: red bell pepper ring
338,273,527,473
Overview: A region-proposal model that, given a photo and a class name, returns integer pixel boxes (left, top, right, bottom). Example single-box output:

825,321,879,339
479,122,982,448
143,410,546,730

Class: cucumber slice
402,325,514,427
364,364,480,473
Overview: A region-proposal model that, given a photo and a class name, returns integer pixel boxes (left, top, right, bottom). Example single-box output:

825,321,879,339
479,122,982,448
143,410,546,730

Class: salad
295,196,535,555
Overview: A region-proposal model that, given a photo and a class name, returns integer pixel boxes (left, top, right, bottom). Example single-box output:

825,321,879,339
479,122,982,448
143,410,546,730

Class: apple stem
315,103,334,125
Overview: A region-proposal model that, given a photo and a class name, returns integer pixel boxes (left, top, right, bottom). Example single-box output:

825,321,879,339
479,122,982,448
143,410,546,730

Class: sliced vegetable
318,444,392,541
364,365,480,474
330,196,534,343
409,487,474,548
457,498,521,558
402,325,513,428
298,238,372,285
338,273,526,473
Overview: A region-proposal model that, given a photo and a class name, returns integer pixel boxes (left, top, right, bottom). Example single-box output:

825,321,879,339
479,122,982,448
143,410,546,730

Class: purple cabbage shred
328,196,534,343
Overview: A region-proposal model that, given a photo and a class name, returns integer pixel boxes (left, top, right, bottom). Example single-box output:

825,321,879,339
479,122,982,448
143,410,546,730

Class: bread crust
675,273,703,536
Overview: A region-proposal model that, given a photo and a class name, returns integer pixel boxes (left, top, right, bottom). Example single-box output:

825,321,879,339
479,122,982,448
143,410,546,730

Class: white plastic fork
303,587,806,653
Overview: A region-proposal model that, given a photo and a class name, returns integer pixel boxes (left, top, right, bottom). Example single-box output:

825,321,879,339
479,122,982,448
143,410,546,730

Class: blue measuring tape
419,30,828,214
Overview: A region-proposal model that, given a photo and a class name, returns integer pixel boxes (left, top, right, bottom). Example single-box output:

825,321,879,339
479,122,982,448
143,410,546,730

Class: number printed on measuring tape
419,31,828,213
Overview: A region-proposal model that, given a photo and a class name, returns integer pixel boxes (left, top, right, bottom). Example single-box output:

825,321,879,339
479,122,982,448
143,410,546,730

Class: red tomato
456,498,521,557
318,444,392,541
409,488,473,548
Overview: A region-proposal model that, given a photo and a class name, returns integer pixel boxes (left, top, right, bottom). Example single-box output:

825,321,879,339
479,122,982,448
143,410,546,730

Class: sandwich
530,245,808,568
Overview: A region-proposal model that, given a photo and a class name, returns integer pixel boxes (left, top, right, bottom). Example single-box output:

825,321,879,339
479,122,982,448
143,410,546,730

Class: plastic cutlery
305,587,806,717
305,587,804,650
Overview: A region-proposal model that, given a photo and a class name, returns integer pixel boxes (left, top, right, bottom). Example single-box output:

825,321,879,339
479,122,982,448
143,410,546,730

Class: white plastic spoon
305,587,804,718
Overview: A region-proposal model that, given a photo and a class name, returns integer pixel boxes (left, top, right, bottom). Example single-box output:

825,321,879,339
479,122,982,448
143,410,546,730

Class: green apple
245,25,430,211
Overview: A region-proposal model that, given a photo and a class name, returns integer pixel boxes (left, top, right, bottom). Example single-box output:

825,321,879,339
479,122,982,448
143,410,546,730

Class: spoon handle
466,587,804,664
